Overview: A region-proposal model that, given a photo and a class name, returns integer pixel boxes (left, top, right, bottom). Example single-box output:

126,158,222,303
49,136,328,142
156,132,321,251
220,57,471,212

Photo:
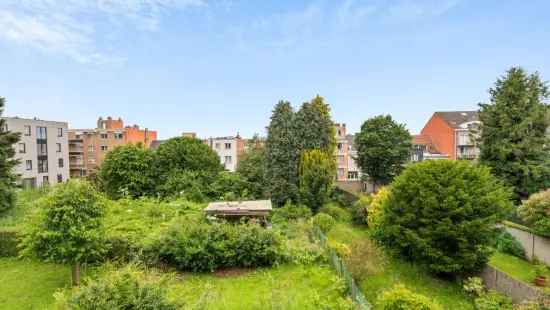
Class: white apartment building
204,136,245,172
2,117,70,188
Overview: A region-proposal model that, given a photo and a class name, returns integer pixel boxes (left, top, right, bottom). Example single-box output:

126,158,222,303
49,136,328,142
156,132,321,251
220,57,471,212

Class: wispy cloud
0,0,206,64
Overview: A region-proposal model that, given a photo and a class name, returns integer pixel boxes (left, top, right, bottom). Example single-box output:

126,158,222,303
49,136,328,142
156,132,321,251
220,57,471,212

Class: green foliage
354,115,411,186
0,227,18,257
319,203,351,222
99,143,155,199
474,290,513,310
294,95,336,154
518,189,550,236
462,277,485,297
312,213,335,233
265,101,300,207
494,229,525,258
367,187,390,230
0,97,20,214
478,67,550,200
236,134,268,199
211,171,251,200
374,160,513,276
534,264,548,278
299,149,335,212
271,202,312,225
21,180,107,265
151,221,282,272
342,238,385,282
155,170,210,201
350,194,371,225
277,219,324,265
55,266,178,310
376,284,443,310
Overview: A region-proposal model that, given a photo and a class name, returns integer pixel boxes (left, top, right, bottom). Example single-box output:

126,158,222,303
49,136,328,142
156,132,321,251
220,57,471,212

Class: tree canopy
0,97,20,213
354,115,411,186
478,67,550,199
236,134,267,199
294,95,336,154
299,149,335,213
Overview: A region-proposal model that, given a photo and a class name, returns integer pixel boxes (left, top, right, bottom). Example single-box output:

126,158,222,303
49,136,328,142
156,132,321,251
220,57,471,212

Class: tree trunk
71,262,81,286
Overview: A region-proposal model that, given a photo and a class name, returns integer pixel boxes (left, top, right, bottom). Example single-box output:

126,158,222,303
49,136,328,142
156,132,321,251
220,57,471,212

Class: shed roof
205,200,272,216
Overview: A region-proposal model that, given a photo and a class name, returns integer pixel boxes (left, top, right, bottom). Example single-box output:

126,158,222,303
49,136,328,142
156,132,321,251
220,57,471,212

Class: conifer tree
478,67,550,199
294,95,336,154
0,97,20,213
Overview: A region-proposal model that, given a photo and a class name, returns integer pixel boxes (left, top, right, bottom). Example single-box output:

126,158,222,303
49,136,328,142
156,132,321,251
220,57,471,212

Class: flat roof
205,200,272,214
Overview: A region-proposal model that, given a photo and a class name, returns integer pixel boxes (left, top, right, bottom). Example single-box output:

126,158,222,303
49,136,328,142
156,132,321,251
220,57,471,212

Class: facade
414,111,480,161
2,117,69,188
204,135,245,172
335,123,361,182
68,117,157,177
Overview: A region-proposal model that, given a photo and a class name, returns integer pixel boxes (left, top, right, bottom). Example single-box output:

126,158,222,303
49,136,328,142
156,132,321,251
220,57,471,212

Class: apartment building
2,117,69,188
335,123,361,181
204,135,245,172
413,111,480,161
68,117,157,177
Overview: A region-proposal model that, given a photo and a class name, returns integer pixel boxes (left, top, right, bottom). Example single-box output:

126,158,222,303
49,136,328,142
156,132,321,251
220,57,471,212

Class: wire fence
313,226,372,310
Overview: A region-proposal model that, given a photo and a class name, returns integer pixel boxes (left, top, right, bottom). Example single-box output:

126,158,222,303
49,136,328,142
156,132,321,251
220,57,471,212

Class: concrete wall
505,224,550,265
481,265,543,303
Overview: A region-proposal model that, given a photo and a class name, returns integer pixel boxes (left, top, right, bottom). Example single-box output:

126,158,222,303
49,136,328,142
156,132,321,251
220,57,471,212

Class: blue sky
1,0,550,139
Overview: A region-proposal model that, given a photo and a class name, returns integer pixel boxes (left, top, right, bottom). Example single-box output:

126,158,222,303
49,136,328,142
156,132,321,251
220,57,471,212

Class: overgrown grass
489,251,546,285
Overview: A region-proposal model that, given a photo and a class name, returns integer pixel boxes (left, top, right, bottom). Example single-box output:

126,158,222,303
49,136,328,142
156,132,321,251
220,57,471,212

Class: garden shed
204,200,272,223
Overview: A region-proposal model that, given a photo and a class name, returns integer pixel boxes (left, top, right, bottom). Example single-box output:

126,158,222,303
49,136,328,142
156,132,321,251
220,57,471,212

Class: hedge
0,227,20,257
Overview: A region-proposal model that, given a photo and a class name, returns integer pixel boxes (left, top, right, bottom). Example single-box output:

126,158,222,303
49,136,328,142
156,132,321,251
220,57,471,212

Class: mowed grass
489,251,543,285
325,221,474,309
0,258,72,310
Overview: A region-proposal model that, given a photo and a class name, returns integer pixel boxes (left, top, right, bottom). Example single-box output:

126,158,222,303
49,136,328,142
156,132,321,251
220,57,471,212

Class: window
56,143,62,152
225,143,231,149
24,125,31,136
37,142,48,156
88,145,94,152
348,171,359,180
37,126,47,139
57,127,63,137
100,133,108,139
57,174,63,183
224,156,232,164
25,160,32,171
114,133,123,139
101,145,108,151
215,143,220,149
19,143,26,153
58,158,64,168
42,176,49,185
38,159,48,173
337,143,343,150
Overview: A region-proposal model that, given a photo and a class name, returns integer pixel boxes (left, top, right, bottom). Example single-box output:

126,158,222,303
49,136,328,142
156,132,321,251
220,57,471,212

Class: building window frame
37,126,47,139
225,143,231,149
24,125,31,136
56,143,62,152
38,159,48,173
26,160,32,171
101,145,108,152
19,143,26,153
100,133,108,139
58,158,64,168
57,127,63,137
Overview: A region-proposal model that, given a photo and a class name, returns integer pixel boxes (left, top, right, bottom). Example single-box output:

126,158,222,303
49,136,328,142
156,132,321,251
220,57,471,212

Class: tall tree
236,134,267,199
355,115,412,187
265,101,299,206
0,97,20,213
294,95,336,154
299,149,335,212
478,67,550,199
21,180,106,286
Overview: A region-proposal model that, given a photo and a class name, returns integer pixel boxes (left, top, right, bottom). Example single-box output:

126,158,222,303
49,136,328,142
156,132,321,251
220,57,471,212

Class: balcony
457,153,478,160
69,145,84,153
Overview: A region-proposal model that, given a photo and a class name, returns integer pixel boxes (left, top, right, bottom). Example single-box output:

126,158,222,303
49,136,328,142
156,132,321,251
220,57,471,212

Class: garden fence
313,226,372,310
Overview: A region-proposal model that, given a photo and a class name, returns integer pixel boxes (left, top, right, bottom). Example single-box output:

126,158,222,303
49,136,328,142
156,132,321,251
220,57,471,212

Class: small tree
374,160,512,276
99,143,155,199
0,97,20,213
265,101,299,207
518,189,550,236
355,115,411,187
236,134,267,199
478,67,550,200
21,180,106,286
299,149,335,213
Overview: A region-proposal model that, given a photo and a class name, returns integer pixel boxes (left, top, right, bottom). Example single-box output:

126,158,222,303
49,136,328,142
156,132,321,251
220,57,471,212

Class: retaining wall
481,265,543,303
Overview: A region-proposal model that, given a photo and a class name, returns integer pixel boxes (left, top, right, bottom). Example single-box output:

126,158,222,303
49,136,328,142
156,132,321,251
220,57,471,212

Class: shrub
55,266,178,309
0,227,19,257
271,202,312,225
374,160,513,276
367,187,390,230
343,238,385,281
99,144,156,199
518,189,550,237
376,284,443,310
151,221,282,272
495,229,525,258
474,290,513,310
319,203,351,222
514,298,550,310
210,171,251,200
299,149,335,213
462,277,485,297
278,220,324,265
350,194,371,225
155,170,209,201
312,213,335,233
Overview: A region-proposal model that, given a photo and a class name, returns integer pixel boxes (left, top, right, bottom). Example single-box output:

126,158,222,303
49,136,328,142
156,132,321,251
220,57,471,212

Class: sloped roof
434,111,478,129
412,134,433,146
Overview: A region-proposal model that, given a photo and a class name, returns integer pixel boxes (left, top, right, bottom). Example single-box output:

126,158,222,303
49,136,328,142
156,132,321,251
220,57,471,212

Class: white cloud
0,0,206,64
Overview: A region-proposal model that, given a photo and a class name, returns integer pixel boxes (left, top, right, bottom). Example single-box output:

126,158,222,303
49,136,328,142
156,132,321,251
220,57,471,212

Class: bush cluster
373,160,513,276
518,189,550,237
312,213,336,233
0,227,18,257
494,229,525,258
319,203,351,222
366,187,389,229
55,266,178,309
151,221,282,272
474,290,512,310
375,284,442,310
271,202,312,225
350,194,371,225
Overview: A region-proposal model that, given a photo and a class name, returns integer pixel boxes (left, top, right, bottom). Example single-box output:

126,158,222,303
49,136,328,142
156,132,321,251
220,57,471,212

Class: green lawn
325,221,474,309
489,251,544,285
0,258,73,310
